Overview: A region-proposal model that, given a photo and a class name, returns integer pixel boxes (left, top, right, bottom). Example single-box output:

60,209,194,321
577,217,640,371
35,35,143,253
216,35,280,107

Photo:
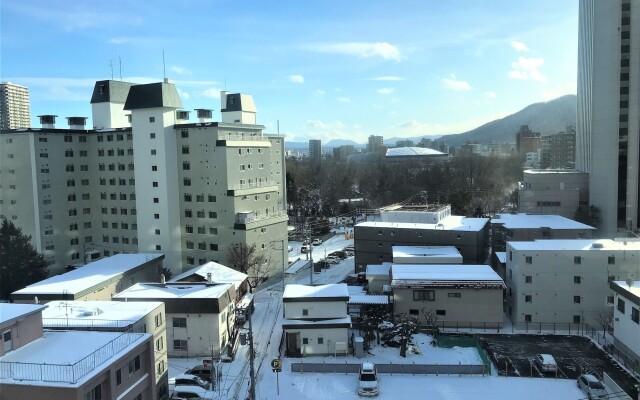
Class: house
170,261,249,301
113,282,236,357
506,239,640,325
0,303,156,400
282,284,351,357
392,245,463,264
491,213,594,252
366,263,391,293
610,280,640,368
391,264,505,328
41,300,168,398
355,207,489,273
11,253,164,303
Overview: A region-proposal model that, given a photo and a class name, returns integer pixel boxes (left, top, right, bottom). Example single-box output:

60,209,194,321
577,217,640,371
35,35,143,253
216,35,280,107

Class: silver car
577,374,607,399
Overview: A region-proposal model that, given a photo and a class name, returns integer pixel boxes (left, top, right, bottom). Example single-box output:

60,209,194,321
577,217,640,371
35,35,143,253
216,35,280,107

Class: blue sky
1,0,579,144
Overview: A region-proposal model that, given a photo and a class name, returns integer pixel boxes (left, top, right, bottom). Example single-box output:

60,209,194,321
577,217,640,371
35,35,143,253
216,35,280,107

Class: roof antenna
119,56,123,81
224,79,227,91
277,119,280,135
109,60,114,80
162,50,166,81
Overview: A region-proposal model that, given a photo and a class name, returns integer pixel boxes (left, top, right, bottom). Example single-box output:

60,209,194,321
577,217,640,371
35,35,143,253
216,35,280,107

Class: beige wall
393,287,503,328
0,312,43,356
284,327,349,356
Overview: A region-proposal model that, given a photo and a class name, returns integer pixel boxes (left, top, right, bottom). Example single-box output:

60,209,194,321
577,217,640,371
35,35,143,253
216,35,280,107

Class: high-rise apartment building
0,79,288,275
308,139,321,162
0,82,31,129
577,0,640,235
367,135,384,153
540,126,576,169
515,125,541,154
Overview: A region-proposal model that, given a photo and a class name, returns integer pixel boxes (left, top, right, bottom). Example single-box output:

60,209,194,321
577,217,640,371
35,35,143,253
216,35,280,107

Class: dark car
329,250,347,259
185,366,212,383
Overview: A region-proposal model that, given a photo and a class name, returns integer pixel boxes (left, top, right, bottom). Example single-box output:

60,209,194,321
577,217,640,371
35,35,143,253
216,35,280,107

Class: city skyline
1,0,578,143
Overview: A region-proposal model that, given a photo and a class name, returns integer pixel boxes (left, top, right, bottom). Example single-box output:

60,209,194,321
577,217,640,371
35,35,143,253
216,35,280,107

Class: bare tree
421,307,439,328
592,308,613,336
227,243,270,292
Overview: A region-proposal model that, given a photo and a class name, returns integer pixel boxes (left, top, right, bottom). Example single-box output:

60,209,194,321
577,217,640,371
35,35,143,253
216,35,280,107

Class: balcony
234,210,288,230
227,181,279,197
216,132,272,147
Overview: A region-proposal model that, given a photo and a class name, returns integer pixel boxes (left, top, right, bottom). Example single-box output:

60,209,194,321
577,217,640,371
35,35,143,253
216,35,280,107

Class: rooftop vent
67,116,87,130
592,242,604,249
38,115,57,129
195,109,213,123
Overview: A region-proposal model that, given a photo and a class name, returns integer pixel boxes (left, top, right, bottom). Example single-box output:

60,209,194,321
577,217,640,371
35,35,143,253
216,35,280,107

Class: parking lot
477,334,639,398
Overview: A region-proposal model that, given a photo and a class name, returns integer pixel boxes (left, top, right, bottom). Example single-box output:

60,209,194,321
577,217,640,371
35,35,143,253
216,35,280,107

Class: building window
153,181,158,187
149,116,155,123
302,309,308,316
524,314,532,322
574,256,581,265
525,295,532,303
317,337,324,344
632,308,639,324
525,256,532,264
607,296,614,306
617,298,626,313
85,383,102,400
154,213,160,219
128,355,140,374
608,256,615,265
573,296,581,304
447,293,461,298
151,149,156,155
413,290,435,301
525,275,533,284
409,309,419,315
573,315,581,324
173,317,187,328
116,369,122,386
574,276,582,284
436,310,446,316
174,340,188,351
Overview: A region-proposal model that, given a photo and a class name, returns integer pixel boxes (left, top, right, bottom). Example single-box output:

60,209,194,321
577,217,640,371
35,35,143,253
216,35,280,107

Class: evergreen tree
0,218,49,300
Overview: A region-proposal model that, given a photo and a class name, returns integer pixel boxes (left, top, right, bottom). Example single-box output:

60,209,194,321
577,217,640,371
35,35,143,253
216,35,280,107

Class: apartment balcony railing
228,181,278,191
218,132,264,141
227,181,279,196
42,318,136,331
0,332,145,384
236,210,288,225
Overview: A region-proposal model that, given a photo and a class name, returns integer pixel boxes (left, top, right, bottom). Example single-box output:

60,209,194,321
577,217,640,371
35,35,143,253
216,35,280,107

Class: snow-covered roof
285,259,311,275
0,303,47,326
386,147,447,158
348,295,390,305
283,284,349,300
611,281,640,305
366,263,391,276
392,246,462,260
507,239,640,252
524,169,585,175
357,215,489,232
492,213,595,230
0,331,149,386
495,252,507,263
41,300,163,328
170,261,248,290
12,253,163,296
113,282,233,300
282,316,351,327
391,264,505,289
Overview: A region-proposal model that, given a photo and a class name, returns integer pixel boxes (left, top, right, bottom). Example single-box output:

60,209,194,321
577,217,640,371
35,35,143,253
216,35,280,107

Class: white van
358,362,379,396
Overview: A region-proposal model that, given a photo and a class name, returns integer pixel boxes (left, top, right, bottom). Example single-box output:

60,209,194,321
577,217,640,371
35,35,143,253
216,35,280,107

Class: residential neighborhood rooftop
0,303,47,326
611,280,640,305
283,283,349,300
357,215,489,232
113,282,233,300
170,261,248,290
12,253,163,296
41,300,163,328
507,239,640,251
495,252,507,263
491,213,595,230
391,264,505,288
366,263,391,276
392,245,462,258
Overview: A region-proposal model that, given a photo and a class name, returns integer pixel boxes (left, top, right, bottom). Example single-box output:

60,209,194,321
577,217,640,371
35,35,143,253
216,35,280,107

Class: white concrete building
577,0,640,235
0,82,31,129
518,169,589,219
366,263,391,293
506,239,640,325
113,282,236,357
0,79,288,275
392,246,463,264
282,284,351,357
610,280,640,366
170,261,249,302
41,300,169,397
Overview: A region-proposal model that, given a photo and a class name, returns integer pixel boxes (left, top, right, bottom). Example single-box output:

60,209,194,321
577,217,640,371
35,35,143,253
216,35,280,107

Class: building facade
505,239,640,325
515,125,541,154
367,135,384,153
518,170,589,219
0,79,288,275
308,139,321,162
0,82,31,130
610,280,640,367
577,0,640,235
540,127,576,169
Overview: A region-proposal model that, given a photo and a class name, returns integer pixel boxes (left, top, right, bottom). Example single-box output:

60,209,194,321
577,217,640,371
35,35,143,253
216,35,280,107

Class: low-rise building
610,280,640,367
113,282,236,357
506,239,640,325
170,261,249,302
518,169,589,219
0,303,156,400
41,300,168,398
491,213,594,253
392,245,463,264
366,263,392,293
391,264,505,328
11,253,164,303
282,284,351,357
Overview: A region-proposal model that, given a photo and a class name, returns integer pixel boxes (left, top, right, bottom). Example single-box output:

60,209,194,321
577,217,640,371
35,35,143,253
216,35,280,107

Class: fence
0,332,145,383
584,324,640,378
291,361,487,376
437,334,492,372
603,372,633,400
437,321,585,335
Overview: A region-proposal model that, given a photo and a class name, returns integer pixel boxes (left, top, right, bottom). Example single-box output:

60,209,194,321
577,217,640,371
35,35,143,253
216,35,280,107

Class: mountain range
284,94,577,150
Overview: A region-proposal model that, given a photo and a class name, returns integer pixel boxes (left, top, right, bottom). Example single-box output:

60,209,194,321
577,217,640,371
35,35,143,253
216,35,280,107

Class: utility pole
248,305,256,400
210,346,216,391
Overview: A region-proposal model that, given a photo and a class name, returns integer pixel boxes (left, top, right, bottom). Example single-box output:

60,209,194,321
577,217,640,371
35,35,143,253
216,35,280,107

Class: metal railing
42,318,135,331
0,332,145,383
219,132,266,142
584,324,640,378
236,210,288,225
228,181,279,191
291,361,487,376
438,321,585,335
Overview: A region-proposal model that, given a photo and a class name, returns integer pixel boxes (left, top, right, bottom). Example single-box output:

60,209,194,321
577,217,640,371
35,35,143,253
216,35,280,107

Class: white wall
284,327,349,356
612,292,640,358
284,300,347,319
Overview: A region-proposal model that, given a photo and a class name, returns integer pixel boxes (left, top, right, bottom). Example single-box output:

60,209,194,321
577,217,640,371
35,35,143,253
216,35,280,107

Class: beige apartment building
0,303,156,400
0,82,31,129
506,239,640,325
0,79,287,275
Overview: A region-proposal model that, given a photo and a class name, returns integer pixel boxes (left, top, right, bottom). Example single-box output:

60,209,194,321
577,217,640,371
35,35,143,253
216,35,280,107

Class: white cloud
540,81,577,101
337,97,351,103
202,88,223,99
288,74,305,84
391,112,511,136
305,119,345,131
370,76,404,81
377,88,394,95
303,42,404,62
485,91,497,99
176,87,190,100
511,40,529,52
170,66,192,76
509,57,547,82
314,89,326,97
442,74,471,91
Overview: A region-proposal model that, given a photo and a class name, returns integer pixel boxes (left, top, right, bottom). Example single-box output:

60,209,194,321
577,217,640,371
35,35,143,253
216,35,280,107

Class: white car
312,238,322,245
534,353,558,373
170,385,212,399
577,374,607,399
358,362,379,397
325,256,340,264
169,374,210,390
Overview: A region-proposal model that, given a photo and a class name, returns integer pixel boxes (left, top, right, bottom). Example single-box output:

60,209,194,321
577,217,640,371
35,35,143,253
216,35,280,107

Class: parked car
358,362,379,397
185,366,212,383
315,260,331,269
534,354,558,373
328,250,347,259
302,239,310,245
325,256,340,264
170,386,211,399
577,374,607,399
344,245,355,252
301,244,311,253
169,374,210,390
312,238,323,245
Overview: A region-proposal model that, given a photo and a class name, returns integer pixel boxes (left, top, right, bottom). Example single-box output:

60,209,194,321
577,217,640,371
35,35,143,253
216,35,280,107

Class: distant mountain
383,135,441,146
325,139,362,148
439,95,576,148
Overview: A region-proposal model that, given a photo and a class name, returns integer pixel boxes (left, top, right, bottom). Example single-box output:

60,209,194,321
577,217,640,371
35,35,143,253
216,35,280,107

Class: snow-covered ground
167,232,589,400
